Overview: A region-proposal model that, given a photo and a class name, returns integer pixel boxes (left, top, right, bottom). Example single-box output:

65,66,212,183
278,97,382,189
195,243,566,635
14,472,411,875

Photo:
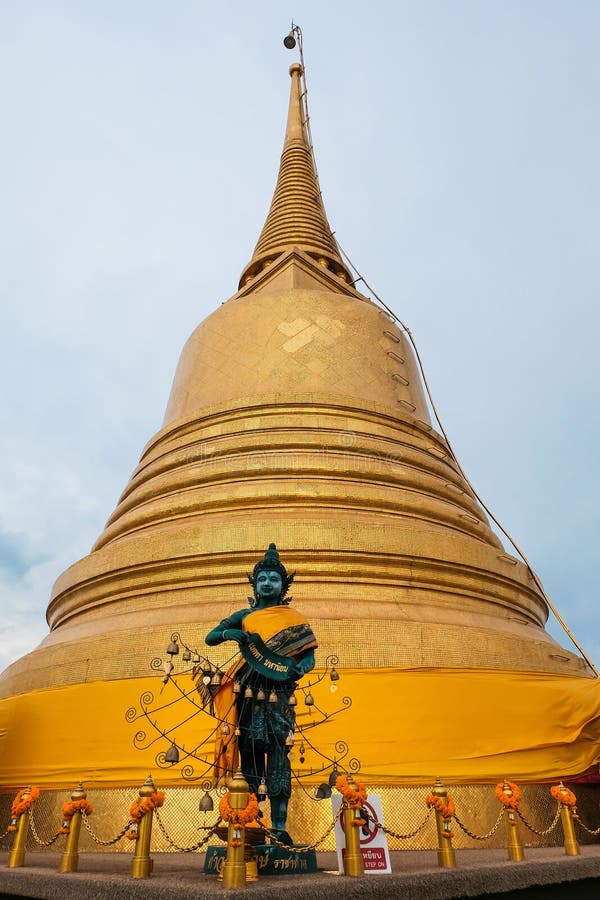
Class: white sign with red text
332,794,392,874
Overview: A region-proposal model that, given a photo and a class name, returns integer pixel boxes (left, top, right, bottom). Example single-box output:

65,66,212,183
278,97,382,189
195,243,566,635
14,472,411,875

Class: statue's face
256,570,283,604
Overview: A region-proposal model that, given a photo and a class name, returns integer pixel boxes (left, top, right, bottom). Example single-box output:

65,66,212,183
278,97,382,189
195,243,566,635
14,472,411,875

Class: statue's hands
290,661,311,680
222,629,248,645
290,652,315,680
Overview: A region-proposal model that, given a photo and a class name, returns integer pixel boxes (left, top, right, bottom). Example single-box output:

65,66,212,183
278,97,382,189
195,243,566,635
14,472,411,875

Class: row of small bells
163,638,340,694
162,638,342,809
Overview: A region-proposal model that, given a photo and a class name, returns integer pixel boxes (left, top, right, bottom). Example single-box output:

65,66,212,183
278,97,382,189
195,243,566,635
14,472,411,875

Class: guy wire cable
338,244,599,677
289,24,598,676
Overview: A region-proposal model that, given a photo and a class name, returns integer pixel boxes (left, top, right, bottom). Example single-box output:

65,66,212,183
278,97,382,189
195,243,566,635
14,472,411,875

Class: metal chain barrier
516,804,561,837
81,810,130,846
574,816,600,837
365,807,433,841
262,806,343,853
452,809,504,842
27,809,62,847
154,809,221,852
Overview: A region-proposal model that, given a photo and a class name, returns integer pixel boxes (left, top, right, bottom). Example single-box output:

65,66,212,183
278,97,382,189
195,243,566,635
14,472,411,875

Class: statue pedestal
204,844,318,877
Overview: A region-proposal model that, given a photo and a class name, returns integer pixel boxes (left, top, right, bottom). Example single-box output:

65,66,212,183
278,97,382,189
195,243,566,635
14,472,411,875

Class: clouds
0,1,598,674
0,527,46,584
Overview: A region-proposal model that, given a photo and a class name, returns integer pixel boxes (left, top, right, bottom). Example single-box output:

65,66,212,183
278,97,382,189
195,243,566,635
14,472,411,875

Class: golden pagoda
0,57,598,813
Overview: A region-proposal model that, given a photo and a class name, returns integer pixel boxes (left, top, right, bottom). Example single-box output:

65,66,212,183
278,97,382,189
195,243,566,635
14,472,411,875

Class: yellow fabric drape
0,668,598,788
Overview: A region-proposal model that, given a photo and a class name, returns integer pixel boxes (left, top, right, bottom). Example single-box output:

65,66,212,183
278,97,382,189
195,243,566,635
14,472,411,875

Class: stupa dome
0,56,597,799
163,280,431,425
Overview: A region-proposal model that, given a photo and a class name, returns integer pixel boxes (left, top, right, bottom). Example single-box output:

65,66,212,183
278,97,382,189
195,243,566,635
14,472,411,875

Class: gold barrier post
431,779,456,869
8,787,32,869
556,783,580,857
59,783,87,873
131,776,157,879
500,782,524,862
341,775,364,877
222,768,248,890
342,806,365,876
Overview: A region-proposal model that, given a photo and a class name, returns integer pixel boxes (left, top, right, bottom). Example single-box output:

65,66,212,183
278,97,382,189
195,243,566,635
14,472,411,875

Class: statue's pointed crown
248,543,295,602
239,63,352,288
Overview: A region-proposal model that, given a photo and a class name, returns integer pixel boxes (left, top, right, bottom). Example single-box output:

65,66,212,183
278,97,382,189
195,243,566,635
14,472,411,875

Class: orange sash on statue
212,606,317,780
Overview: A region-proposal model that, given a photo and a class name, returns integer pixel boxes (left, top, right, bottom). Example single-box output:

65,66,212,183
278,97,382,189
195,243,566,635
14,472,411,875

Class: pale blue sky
1,1,599,671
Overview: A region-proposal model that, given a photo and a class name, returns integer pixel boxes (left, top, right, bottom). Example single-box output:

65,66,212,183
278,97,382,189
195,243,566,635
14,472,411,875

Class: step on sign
332,794,392,874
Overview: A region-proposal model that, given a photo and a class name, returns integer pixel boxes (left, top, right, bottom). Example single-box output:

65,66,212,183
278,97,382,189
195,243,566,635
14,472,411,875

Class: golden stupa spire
239,62,352,287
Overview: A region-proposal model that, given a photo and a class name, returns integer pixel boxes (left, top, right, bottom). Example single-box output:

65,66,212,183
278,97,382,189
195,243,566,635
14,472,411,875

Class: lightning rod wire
289,24,598,677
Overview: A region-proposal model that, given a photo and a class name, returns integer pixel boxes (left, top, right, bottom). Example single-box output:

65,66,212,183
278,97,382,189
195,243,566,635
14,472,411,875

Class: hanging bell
244,686,254,699
328,768,340,788
221,723,230,736
256,688,266,702
288,694,297,706
315,783,332,800
283,31,296,49
258,778,267,798
233,680,241,694
199,791,214,812
166,640,179,656
299,743,306,756
235,727,241,737
232,826,242,842
165,742,180,765
285,731,294,747
304,692,314,706
330,667,340,681
268,689,277,703
210,671,222,687
192,652,201,664
182,648,191,662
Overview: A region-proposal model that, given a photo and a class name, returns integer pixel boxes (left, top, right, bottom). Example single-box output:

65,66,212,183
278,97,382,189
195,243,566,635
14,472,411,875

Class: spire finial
284,63,305,147
239,58,352,288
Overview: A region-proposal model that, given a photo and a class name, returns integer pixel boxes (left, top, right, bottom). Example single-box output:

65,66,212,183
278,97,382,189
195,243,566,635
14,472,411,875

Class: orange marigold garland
9,787,41,830
218,791,259,827
58,798,94,834
426,792,456,839
126,790,165,840
551,784,578,814
335,774,368,808
495,781,521,809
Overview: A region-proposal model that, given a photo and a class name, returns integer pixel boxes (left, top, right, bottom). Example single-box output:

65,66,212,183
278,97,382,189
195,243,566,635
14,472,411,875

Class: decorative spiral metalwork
128,629,357,795
139,690,154,708
334,740,349,758
133,730,147,748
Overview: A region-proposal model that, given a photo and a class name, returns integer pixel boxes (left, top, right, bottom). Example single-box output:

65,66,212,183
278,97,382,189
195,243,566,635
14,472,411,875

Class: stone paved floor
0,846,599,899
